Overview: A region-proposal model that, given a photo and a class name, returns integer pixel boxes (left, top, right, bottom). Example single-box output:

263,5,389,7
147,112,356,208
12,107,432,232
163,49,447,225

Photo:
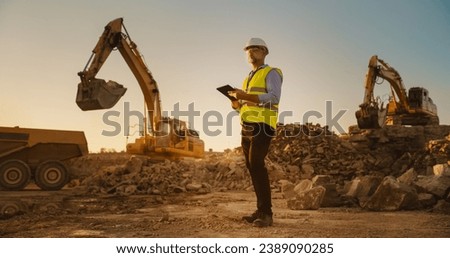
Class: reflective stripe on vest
240,66,282,129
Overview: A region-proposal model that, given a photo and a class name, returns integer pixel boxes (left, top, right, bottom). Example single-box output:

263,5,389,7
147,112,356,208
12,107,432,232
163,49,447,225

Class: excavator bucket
76,79,127,111
355,105,387,129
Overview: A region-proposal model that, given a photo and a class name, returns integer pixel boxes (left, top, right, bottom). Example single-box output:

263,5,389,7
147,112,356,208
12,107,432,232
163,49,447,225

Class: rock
364,176,419,211
186,183,203,192
267,161,286,181
287,186,326,210
345,175,382,199
433,164,450,176
152,189,161,195
345,178,362,198
311,175,341,207
201,183,213,192
417,193,437,209
397,168,417,185
316,146,325,154
69,123,450,212
301,164,314,179
124,185,137,196
294,180,312,195
311,175,332,185
286,165,300,174
415,175,450,198
279,180,296,199
171,185,186,193
431,200,450,214
391,153,412,176
125,156,144,174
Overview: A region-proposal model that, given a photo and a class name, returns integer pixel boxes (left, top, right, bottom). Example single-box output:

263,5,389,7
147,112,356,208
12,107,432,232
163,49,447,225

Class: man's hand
231,100,241,110
228,88,245,99
229,88,260,103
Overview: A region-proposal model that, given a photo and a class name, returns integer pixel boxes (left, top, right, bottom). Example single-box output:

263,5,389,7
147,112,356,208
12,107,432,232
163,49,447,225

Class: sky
1,0,449,153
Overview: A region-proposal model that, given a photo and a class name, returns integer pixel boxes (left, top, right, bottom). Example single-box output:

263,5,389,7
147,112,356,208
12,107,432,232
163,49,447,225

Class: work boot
253,213,273,227
242,210,261,223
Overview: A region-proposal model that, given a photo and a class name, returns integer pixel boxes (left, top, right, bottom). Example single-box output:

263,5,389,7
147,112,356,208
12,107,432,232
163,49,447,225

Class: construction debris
66,124,450,213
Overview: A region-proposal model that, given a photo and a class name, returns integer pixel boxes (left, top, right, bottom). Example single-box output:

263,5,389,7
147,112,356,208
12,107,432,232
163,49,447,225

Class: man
229,38,282,227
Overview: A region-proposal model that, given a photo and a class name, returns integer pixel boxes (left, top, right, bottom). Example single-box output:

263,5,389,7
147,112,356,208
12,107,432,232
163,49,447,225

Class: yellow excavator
76,18,204,159
355,55,439,129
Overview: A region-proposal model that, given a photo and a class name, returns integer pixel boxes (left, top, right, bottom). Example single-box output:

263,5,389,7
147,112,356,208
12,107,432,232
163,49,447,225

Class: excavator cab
76,78,127,111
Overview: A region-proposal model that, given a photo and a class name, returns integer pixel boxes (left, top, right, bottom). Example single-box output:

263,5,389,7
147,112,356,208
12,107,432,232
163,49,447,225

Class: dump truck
0,126,88,191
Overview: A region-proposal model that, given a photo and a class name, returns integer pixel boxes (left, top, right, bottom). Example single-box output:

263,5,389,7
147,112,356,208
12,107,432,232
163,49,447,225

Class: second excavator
76,18,204,159
355,55,439,129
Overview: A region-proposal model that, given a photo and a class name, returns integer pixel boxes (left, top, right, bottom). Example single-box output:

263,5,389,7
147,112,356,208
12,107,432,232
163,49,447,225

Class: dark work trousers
241,122,275,216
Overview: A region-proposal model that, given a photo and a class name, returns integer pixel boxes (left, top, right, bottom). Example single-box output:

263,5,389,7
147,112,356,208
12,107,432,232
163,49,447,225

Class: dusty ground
1,187,449,238
4,125,449,238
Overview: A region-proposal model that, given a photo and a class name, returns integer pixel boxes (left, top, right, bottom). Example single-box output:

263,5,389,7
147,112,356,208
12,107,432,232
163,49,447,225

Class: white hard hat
244,38,269,54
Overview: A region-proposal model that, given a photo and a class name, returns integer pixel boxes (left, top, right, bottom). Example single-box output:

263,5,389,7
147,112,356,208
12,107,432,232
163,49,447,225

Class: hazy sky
1,0,449,152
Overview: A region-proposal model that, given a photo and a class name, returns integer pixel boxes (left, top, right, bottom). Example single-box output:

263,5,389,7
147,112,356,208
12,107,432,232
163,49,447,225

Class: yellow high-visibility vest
240,66,282,129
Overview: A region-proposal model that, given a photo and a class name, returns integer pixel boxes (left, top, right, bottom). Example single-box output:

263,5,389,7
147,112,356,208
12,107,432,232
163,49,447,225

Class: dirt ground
1,187,449,238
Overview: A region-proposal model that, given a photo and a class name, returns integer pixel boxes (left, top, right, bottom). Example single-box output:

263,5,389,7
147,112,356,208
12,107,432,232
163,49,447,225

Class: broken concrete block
294,179,312,195
415,175,450,198
345,178,362,198
279,180,296,199
417,193,437,209
345,176,382,199
311,175,341,207
364,176,419,211
397,168,418,185
287,186,326,210
312,175,332,185
318,183,342,207
433,164,450,176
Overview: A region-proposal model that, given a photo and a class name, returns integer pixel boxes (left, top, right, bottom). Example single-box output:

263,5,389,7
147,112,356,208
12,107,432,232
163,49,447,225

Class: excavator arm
356,55,410,129
356,55,387,129
76,18,162,132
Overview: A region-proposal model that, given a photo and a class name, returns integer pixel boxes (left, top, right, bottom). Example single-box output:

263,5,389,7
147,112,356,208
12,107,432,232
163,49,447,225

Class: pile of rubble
270,124,450,180
67,124,450,212
68,151,253,196
272,124,450,212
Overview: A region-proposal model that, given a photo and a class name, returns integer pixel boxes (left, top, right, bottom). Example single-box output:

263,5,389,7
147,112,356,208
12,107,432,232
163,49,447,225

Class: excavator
355,55,439,129
76,18,204,159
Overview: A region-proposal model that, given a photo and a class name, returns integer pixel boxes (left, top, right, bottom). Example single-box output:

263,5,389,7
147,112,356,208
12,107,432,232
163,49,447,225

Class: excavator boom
76,18,162,131
355,55,387,129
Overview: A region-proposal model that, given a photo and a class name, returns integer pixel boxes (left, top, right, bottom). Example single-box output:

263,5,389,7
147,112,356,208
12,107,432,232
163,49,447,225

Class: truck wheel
0,201,28,217
35,160,69,191
0,160,31,190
